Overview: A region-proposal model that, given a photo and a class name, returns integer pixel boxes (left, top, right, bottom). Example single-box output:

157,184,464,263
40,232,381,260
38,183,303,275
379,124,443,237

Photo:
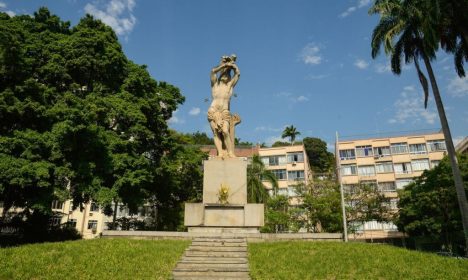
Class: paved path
172,236,251,280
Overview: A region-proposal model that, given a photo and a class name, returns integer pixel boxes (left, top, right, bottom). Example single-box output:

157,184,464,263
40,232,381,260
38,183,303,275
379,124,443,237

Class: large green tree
396,154,468,254
302,137,335,174
295,180,343,233
0,9,183,219
369,0,468,254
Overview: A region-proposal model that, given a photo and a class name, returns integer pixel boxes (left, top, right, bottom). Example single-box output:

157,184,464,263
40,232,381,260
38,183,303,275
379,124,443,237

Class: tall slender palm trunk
422,54,468,256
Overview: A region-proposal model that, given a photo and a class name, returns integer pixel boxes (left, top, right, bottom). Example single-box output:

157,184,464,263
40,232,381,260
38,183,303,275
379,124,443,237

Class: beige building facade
455,136,468,154
259,145,312,200
336,131,447,238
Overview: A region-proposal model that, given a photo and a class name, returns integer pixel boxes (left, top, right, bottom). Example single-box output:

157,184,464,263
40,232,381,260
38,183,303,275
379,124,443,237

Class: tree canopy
302,137,335,174
396,154,468,253
0,8,184,216
281,125,300,145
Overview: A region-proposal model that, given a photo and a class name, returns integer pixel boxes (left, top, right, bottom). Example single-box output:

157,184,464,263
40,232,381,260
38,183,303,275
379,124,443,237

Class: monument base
187,226,260,234
184,203,264,228
184,158,264,232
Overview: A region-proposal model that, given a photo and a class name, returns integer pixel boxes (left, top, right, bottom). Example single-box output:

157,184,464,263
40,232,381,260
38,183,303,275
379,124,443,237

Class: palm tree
247,154,277,203
370,0,468,255
282,125,301,145
434,0,468,77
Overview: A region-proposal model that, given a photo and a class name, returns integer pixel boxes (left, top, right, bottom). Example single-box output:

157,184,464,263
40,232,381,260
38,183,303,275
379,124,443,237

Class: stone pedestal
184,158,264,232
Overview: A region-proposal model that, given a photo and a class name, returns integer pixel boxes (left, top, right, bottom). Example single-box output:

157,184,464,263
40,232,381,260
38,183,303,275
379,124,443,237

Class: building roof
337,129,442,142
455,137,468,154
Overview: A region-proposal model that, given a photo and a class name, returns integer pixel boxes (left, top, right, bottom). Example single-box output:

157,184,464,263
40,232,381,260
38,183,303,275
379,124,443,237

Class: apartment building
49,201,152,238
336,131,447,239
259,145,312,200
456,137,468,154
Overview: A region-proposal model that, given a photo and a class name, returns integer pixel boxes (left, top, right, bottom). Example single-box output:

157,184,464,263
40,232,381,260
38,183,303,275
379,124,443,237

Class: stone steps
172,237,251,279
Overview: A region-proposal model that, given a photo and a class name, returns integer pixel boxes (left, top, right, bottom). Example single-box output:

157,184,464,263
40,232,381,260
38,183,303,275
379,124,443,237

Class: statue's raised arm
208,54,241,158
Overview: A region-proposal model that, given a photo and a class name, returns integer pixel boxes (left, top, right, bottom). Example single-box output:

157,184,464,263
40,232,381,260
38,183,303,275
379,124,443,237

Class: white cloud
264,136,283,146
189,107,201,116
447,76,468,97
255,126,282,132
84,0,137,36
168,110,184,125
296,95,309,102
300,43,322,65
0,1,15,16
388,87,438,125
276,92,309,104
354,59,369,69
375,63,391,73
340,0,371,18
358,0,372,8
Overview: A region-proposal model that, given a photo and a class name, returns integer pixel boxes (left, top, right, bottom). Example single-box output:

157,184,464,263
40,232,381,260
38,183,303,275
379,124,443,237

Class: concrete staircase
172,236,251,280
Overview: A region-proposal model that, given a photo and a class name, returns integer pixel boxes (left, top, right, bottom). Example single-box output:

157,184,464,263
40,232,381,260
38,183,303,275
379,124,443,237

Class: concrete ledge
101,230,342,242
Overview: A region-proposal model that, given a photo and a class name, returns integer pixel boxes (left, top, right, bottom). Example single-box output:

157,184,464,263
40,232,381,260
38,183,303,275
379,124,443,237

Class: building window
68,219,77,228
373,146,391,157
51,200,63,210
356,145,373,157
342,164,357,175
339,149,355,160
376,162,393,173
288,170,305,181
343,184,357,195
262,155,287,166
411,159,430,171
287,152,304,163
360,180,378,189
409,143,427,154
288,186,298,197
427,140,446,152
391,142,408,154
90,203,100,212
378,181,396,192
50,216,62,226
389,199,399,210
87,220,98,230
271,169,287,180
358,165,375,176
277,188,288,196
396,179,413,189
431,160,441,168
394,162,412,174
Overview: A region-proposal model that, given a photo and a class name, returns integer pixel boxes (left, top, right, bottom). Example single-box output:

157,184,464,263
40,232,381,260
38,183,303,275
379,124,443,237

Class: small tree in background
346,183,392,240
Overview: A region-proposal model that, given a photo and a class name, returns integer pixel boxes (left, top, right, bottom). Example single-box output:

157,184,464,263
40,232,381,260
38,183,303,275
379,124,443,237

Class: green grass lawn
1,239,467,280
0,238,190,280
248,241,468,280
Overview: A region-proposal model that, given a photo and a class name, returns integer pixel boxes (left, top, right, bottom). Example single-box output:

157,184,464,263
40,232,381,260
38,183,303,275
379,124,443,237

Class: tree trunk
422,54,468,256
112,199,118,224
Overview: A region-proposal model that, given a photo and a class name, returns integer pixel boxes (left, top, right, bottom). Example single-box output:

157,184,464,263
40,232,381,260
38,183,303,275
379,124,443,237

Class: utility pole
336,132,348,242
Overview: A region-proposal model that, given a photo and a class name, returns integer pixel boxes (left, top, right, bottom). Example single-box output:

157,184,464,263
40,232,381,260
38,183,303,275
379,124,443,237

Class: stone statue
208,55,241,158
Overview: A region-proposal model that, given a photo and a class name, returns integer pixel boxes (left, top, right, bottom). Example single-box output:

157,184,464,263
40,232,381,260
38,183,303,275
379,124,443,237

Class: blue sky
2,0,467,148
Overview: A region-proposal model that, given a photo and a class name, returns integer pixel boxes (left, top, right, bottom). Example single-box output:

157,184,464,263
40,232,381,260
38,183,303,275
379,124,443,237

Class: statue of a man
208,55,241,158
